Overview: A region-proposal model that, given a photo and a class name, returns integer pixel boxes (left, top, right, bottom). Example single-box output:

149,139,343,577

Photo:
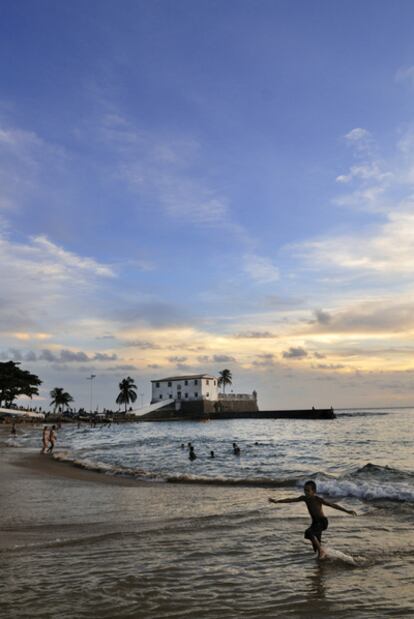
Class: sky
2,0,414,410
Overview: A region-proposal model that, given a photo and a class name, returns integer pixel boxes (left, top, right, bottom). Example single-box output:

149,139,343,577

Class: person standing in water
47,425,57,454
41,426,49,454
268,480,356,559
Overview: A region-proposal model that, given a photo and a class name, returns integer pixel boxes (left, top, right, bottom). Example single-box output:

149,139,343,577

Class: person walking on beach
41,426,49,454
11,422,17,436
47,425,57,454
268,480,357,560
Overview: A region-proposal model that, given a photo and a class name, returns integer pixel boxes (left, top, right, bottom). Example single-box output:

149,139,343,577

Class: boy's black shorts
304,517,328,542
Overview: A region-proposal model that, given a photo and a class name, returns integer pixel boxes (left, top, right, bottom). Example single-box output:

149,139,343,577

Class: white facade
151,374,218,403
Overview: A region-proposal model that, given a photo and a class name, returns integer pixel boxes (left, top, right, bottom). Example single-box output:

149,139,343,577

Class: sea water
1,408,414,618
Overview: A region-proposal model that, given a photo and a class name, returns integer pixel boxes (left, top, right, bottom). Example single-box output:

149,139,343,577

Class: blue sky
2,0,414,409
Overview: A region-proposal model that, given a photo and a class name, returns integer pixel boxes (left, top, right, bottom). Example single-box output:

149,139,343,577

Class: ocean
1,407,413,618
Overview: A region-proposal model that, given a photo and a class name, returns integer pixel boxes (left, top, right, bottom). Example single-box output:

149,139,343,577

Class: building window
177,385,181,390
206,392,209,397
169,394,172,399
159,394,163,399
168,381,172,387
184,380,188,386
206,379,209,385
185,393,188,398
214,380,216,386
194,379,198,385
156,382,160,388
194,392,198,398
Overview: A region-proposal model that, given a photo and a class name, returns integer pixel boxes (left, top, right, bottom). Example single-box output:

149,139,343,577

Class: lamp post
87,374,96,413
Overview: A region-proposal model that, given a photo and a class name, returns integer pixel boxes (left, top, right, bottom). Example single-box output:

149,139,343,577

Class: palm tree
50,387,74,412
116,376,137,413
218,369,232,394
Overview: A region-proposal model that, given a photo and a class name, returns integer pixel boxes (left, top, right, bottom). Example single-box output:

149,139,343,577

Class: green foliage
0,360,42,407
116,376,137,413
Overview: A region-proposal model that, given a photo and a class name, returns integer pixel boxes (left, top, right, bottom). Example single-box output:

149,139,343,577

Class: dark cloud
306,302,414,335
197,355,210,363
212,354,236,363
60,349,89,362
167,356,187,363
176,363,191,371
313,352,326,359
147,363,161,369
313,363,345,370
124,340,161,349
313,309,331,325
112,301,194,328
252,353,276,367
234,331,277,339
4,348,119,364
93,352,118,361
39,349,57,362
282,347,308,359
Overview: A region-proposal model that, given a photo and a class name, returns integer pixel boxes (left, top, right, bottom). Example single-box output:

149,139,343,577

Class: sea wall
140,400,335,421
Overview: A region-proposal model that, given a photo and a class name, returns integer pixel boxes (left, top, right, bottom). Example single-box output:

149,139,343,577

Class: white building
151,374,218,404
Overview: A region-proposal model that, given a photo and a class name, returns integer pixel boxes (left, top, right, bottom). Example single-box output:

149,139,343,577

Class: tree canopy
0,361,42,407
116,376,138,413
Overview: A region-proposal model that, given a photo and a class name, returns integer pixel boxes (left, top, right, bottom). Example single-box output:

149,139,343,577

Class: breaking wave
51,451,414,502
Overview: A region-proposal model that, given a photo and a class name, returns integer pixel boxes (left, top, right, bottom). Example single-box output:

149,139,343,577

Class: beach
1,411,413,618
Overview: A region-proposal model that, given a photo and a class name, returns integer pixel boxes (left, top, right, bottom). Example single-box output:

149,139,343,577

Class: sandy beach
1,418,414,619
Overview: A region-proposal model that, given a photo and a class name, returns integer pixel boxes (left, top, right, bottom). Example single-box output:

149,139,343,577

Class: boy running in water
269,480,357,559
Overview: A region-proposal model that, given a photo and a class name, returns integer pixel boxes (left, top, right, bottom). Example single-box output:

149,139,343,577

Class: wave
166,474,300,487
51,452,414,502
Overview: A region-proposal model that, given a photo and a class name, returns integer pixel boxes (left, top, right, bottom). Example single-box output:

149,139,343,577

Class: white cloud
0,231,115,334
344,128,371,143
395,66,414,85
243,254,279,284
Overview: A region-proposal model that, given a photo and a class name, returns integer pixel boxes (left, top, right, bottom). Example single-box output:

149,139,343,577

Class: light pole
87,374,96,413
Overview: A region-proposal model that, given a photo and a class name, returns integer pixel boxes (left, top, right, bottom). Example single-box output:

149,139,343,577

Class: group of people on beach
41,425,57,454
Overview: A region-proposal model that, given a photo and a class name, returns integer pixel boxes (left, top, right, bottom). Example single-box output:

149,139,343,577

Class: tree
116,376,137,413
0,361,42,407
50,387,74,412
218,369,232,394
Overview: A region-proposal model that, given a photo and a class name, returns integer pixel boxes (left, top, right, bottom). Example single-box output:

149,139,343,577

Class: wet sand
1,428,413,618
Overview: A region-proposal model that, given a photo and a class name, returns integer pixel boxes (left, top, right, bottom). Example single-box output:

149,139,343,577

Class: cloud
234,331,277,339
304,300,414,336
100,114,231,228
113,301,194,328
124,340,161,349
243,254,279,284
344,128,374,155
313,310,331,325
282,347,308,359
313,363,345,370
2,348,118,364
252,353,276,367
395,66,414,85
167,356,188,363
212,354,236,363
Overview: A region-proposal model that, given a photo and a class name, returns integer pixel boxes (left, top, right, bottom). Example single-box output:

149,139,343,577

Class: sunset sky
2,0,414,409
